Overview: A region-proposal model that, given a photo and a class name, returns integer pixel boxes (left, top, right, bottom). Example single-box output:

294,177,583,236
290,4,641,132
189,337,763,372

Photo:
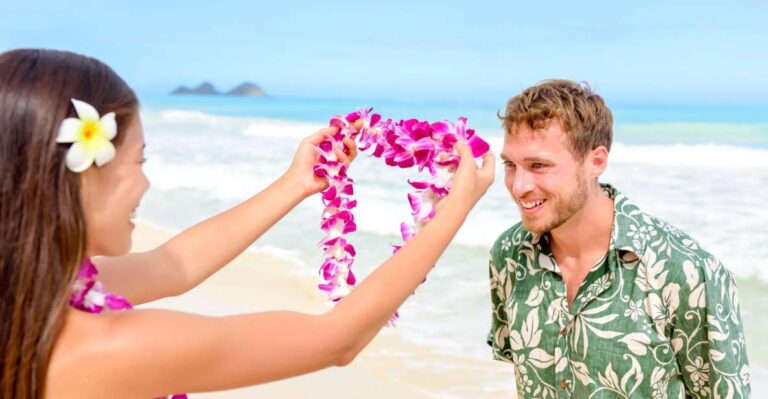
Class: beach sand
133,222,516,398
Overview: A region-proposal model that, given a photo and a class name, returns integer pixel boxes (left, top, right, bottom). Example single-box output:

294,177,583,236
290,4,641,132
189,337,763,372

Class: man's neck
549,186,614,268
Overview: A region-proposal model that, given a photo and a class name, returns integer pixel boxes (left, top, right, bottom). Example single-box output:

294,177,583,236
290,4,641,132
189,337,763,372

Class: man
488,80,749,398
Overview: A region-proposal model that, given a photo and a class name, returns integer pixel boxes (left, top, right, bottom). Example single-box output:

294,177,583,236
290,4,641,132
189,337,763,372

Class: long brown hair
0,49,138,398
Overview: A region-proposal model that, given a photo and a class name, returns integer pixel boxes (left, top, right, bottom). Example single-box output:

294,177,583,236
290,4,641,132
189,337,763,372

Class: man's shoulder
641,211,714,258
631,210,731,286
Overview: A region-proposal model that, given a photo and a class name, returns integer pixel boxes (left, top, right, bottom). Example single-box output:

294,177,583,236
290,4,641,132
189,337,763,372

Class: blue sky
1,0,766,105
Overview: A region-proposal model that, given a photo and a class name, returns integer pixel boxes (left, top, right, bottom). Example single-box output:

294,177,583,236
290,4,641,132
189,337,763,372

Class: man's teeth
521,200,544,209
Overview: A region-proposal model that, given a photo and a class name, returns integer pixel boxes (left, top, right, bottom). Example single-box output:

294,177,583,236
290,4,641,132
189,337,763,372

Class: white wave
143,155,279,201
141,109,325,139
611,142,768,169
485,135,768,170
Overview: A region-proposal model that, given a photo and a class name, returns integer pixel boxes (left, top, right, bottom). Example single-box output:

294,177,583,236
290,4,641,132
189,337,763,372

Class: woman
0,49,494,398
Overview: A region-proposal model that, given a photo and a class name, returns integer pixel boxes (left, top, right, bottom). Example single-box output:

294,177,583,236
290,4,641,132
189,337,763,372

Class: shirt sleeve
488,247,513,363
673,256,750,398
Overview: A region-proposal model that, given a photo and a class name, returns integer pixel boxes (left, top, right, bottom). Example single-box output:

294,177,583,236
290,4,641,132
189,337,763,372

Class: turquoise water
139,94,768,147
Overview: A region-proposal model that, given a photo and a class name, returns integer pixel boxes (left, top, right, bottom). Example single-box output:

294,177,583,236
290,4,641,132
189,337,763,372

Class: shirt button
560,379,570,390
553,274,562,282
560,327,568,336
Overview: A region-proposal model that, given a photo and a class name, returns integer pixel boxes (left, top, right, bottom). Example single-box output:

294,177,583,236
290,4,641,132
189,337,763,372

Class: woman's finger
334,146,348,164
306,126,339,145
342,137,358,160
478,150,495,181
454,141,476,174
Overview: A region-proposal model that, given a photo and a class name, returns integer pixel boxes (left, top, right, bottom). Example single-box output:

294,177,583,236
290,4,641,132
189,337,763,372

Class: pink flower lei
313,109,490,323
70,258,133,313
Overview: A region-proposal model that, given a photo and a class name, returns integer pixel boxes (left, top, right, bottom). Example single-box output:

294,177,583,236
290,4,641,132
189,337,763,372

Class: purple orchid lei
70,259,187,399
313,109,490,323
70,258,133,313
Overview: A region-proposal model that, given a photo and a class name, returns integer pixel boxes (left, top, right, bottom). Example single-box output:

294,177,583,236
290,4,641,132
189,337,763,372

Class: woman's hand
284,126,359,198
444,141,495,212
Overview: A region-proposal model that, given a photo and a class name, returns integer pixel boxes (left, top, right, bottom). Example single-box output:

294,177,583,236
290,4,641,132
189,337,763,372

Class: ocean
136,94,768,396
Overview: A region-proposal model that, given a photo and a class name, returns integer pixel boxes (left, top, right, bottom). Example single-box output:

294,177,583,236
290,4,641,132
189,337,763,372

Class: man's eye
532,163,545,169
140,157,148,165
504,161,516,168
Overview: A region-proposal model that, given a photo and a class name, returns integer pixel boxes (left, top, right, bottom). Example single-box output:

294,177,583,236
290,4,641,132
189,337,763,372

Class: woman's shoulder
47,308,212,398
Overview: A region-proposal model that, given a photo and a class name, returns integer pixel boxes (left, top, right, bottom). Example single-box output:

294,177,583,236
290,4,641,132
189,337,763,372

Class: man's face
501,120,590,234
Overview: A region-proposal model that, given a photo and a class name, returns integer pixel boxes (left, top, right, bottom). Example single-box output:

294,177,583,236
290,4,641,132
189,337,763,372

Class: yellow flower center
81,120,99,141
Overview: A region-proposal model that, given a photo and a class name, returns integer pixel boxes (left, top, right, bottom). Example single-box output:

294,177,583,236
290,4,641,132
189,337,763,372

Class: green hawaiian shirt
488,184,750,398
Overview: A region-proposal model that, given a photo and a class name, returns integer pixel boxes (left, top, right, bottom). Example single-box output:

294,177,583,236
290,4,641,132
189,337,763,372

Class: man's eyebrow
522,156,551,163
500,154,552,163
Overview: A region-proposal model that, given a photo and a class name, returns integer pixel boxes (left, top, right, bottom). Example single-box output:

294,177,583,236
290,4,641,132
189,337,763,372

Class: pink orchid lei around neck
70,258,133,313
70,259,187,399
313,109,490,323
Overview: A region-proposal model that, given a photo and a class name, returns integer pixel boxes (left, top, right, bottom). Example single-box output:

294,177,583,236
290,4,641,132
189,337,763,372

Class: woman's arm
96,127,357,305
49,143,495,397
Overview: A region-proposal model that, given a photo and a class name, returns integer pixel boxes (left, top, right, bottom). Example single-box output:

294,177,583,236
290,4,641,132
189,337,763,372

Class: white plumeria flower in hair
56,99,117,173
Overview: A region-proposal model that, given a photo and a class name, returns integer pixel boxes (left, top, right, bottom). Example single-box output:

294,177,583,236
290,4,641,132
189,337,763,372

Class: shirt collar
606,184,647,258
525,183,646,269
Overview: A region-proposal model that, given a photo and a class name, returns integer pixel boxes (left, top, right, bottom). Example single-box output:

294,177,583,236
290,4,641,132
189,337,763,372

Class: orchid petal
313,165,328,177
345,111,361,122
105,295,133,310
330,117,346,128
397,158,415,168
322,186,337,202
431,121,451,134
467,135,490,157
408,180,429,189
319,140,334,154
394,152,413,163
394,135,414,148
400,222,416,241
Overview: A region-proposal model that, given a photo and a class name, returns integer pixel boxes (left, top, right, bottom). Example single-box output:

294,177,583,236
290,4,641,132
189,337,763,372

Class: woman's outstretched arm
96,127,357,305
48,143,494,398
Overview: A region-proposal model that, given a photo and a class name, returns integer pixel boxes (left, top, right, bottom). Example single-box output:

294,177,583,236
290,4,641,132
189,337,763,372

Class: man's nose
512,169,534,197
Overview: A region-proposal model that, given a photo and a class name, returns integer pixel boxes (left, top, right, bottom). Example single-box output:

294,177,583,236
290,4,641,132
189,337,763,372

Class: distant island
170,81,266,97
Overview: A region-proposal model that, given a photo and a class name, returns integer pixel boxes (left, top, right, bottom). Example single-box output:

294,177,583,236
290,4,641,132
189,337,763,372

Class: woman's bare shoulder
46,308,218,398
46,307,344,398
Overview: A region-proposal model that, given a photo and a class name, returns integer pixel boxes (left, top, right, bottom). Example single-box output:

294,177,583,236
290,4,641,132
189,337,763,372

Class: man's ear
587,146,609,179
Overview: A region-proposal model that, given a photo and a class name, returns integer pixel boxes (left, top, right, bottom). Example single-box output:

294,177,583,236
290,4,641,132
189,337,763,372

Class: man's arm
673,256,750,398
488,240,513,363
